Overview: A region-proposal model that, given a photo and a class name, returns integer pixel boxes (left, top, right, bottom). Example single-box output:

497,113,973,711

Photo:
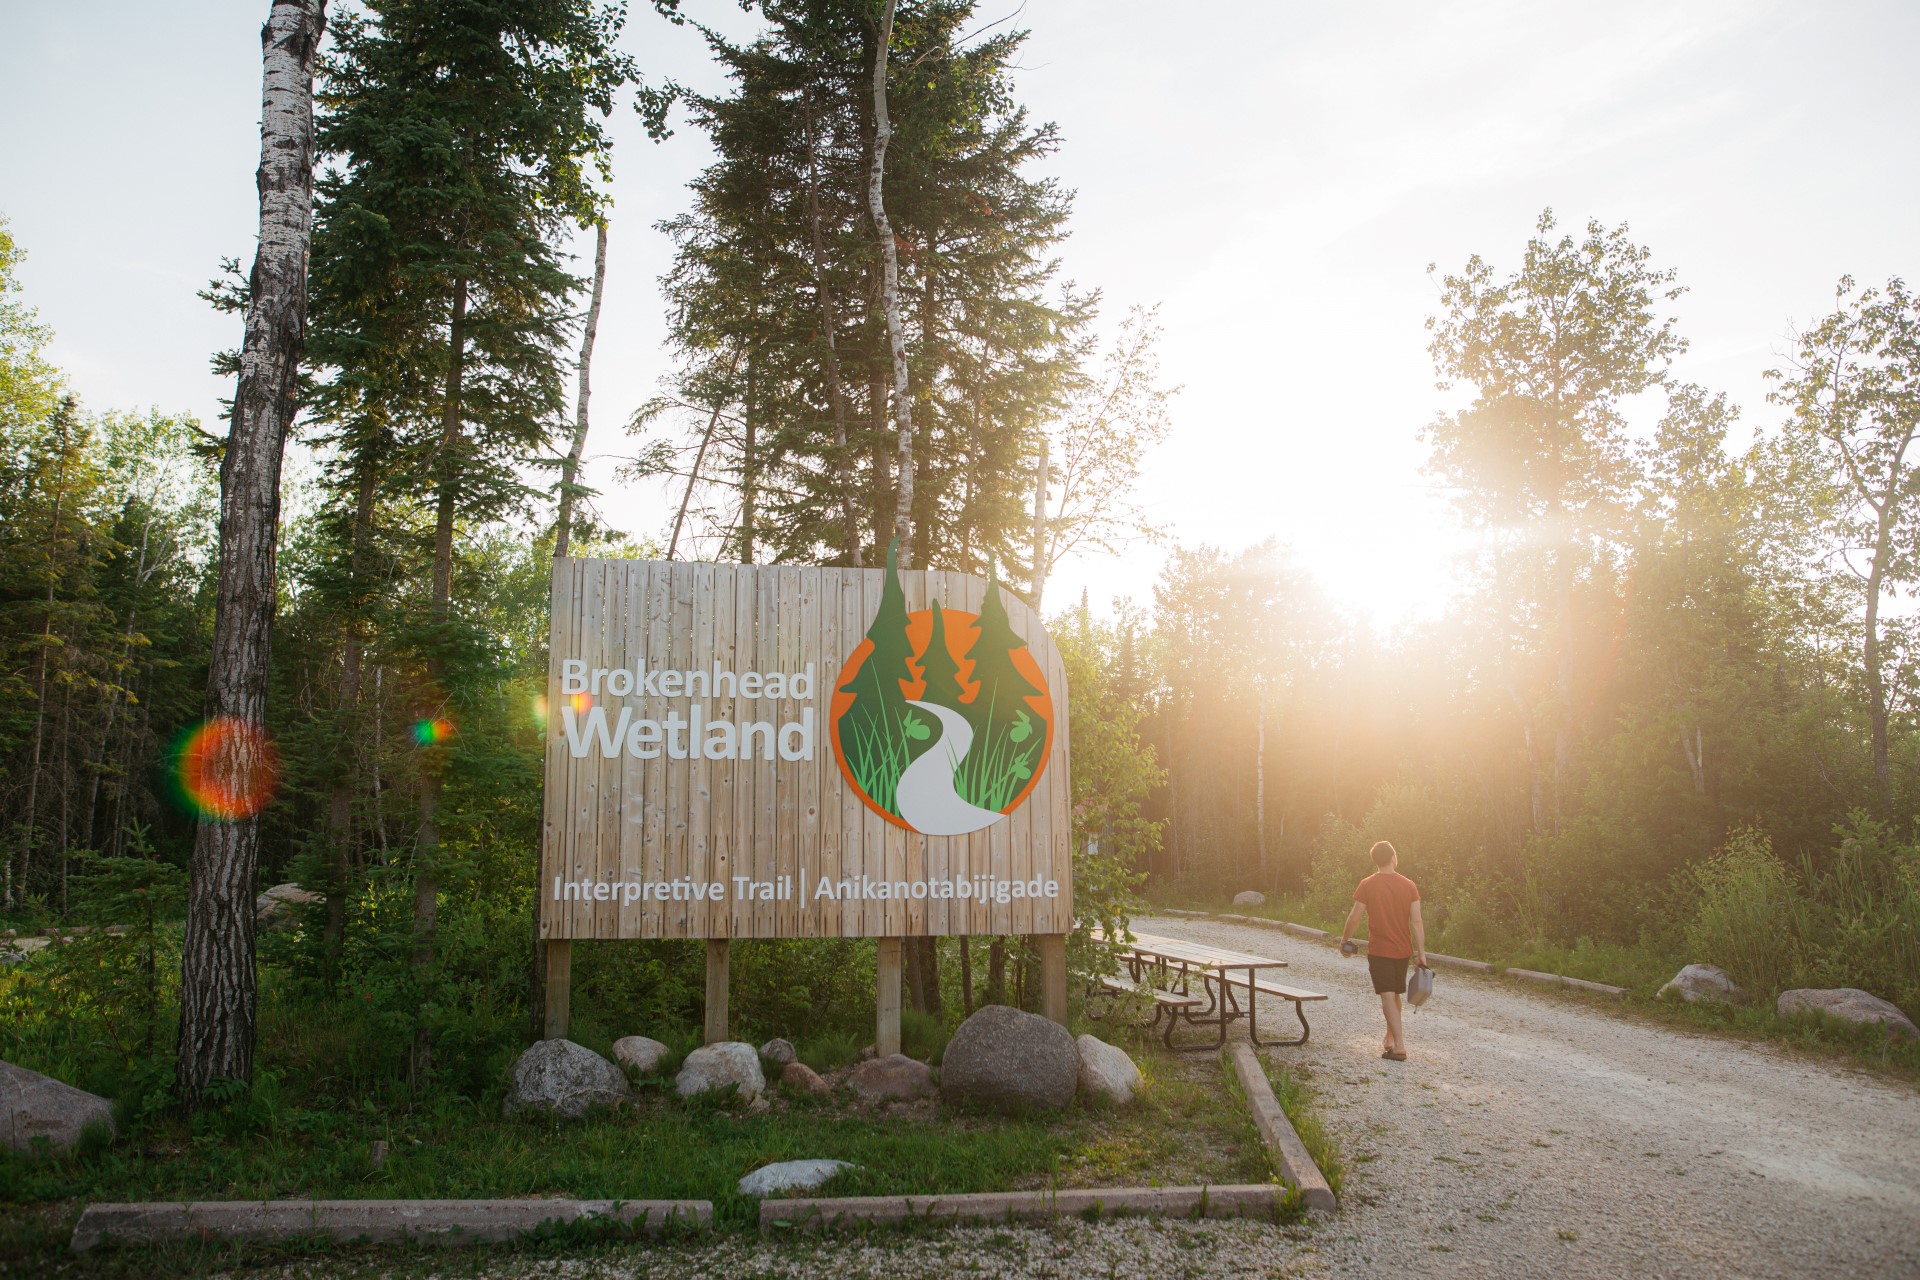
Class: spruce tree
918,599,966,712
956,566,1046,809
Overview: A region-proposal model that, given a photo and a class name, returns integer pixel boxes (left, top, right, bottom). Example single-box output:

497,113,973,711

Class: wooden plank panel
539,558,1072,942
728,564,756,938
641,562,670,937
708,562,736,940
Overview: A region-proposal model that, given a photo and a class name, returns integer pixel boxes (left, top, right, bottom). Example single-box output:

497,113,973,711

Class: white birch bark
554,219,607,560
867,0,915,561
177,0,327,1101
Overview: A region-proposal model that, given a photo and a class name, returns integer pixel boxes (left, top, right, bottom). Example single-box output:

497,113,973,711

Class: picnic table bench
1095,930,1329,1050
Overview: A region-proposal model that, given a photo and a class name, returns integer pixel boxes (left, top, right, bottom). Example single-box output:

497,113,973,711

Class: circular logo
830,599,1053,836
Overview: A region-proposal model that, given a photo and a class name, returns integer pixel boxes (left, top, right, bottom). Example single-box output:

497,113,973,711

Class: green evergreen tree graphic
837,541,921,815
919,601,968,713
955,566,1049,810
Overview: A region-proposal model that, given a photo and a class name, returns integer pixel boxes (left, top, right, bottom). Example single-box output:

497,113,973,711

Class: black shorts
1368,953,1409,995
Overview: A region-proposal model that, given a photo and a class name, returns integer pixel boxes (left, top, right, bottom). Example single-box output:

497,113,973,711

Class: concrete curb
758,1184,1287,1232
1155,910,1626,996
1223,1043,1337,1214
70,1198,711,1252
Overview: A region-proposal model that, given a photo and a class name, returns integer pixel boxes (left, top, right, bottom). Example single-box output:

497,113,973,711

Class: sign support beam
543,939,571,1040
876,937,902,1056
704,940,730,1044
1039,933,1067,1028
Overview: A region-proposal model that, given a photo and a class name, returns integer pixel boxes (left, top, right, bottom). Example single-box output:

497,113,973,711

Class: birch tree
177,0,328,1100
867,0,915,560
1770,276,1920,815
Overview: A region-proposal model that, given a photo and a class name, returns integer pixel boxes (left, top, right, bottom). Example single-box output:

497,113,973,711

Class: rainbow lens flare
168,717,280,821
531,694,550,728
411,718,455,746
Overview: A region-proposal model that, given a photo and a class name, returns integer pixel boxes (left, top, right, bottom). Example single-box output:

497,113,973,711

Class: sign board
538,556,1073,941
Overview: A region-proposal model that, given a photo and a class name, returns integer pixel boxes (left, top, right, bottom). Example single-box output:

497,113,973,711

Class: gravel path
1152,914,1920,1278
445,915,1919,1280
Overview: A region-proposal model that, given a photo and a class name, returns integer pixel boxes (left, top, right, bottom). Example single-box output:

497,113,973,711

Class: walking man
1340,840,1425,1061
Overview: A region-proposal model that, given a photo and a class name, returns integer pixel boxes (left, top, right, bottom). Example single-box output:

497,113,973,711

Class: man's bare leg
1380,991,1405,1056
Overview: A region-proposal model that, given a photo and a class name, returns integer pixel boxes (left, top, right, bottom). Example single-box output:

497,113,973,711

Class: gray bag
1407,964,1435,1008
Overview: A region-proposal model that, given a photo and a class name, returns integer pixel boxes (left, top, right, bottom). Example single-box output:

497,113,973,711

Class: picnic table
1096,929,1327,1051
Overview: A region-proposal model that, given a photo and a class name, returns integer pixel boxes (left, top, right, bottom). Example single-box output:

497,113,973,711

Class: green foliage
1685,829,1806,997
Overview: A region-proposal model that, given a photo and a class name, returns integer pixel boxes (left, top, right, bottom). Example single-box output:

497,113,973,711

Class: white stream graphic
893,700,1008,836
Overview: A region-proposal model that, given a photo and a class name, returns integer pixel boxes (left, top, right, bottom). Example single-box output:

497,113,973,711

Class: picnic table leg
1249,998,1310,1048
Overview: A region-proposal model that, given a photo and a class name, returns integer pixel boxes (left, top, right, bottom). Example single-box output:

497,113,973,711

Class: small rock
1777,988,1918,1041
369,1139,389,1168
502,1040,631,1118
857,1044,876,1061
255,882,320,930
748,1096,772,1114
1232,890,1266,906
849,1053,933,1102
780,1061,831,1097
0,1060,116,1153
675,1042,766,1101
737,1158,855,1197
611,1035,670,1075
941,1005,1077,1114
1659,964,1741,1004
760,1038,797,1067
1075,1034,1143,1106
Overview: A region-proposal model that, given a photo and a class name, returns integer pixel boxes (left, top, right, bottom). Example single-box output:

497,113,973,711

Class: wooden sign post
538,553,1072,1051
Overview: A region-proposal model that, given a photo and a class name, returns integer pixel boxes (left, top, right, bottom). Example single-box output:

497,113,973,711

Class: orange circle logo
830,590,1052,836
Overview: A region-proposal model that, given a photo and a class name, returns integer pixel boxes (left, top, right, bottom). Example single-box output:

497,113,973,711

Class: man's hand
1417,952,1428,968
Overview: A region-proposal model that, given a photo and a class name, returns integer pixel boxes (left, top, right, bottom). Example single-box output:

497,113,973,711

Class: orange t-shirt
1353,870,1420,959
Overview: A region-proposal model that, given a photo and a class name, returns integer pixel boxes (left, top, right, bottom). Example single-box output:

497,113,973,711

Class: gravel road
453,915,1919,1280
1154,913,1920,1279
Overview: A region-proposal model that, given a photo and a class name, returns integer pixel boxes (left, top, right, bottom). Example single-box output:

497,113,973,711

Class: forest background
2,0,1918,1120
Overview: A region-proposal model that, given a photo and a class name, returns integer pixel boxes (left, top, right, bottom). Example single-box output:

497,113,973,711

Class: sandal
1383,1050,1407,1061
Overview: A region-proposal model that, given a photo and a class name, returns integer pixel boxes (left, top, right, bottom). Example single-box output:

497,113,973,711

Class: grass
1258,1059,1344,1201
0,1039,1283,1277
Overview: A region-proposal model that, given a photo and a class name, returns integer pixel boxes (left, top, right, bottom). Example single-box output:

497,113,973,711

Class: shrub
1686,828,1805,996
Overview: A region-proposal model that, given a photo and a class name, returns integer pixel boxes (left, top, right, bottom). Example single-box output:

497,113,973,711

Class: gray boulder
1232,890,1266,906
675,1042,765,1101
780,1061,831,1097
503,1040,631,1118
759,1038,797,1067
849,1052,933,1102
1777,988,1918,1041
1659,964,1741,1004
940,1005,1077,1114
1075,1034,1143,1106
255,882,320,929
1,1060,116,1154
738,1158,854,1197
611,1036,670,1075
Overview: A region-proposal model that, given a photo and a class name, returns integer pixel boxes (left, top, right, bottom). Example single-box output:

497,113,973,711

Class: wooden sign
538,555,1073,942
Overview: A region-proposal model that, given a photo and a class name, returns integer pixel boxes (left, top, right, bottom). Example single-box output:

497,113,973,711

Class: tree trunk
414,273,468,1086
1680,726,1706,795
177,0,327,1103
802,94,862,567
17,409,71,910
986,936,1006,1006
323,465,375,965
554,219,607,561
1864,516,1894,814
866,0,914,562
741,344,758,562
959,936,973,1015
905,935,941,1017
1030,437,1049,607
1255,680,1266,885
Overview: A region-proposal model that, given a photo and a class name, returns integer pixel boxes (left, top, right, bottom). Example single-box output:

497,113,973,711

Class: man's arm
1410,900,1426,967
1340,901,1366,949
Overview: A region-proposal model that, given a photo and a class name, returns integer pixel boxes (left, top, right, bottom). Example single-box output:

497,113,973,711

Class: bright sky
3,1,1915,628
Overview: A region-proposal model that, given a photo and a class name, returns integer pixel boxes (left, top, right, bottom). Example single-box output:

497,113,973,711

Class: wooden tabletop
1107,930,1288,971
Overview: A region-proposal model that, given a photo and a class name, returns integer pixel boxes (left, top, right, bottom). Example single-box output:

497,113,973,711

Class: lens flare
411,718,455,746
567,692,592,715
531,694,549,728
168,717,280,821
